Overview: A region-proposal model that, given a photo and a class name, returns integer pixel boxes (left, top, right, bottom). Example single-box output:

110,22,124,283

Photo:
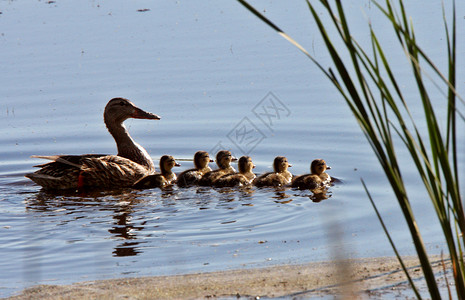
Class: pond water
1,0,464,297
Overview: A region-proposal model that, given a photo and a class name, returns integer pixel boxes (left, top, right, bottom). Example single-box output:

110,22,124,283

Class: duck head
273,156,291,173
193,151,213,169
238,156,255,174
310,159,330,175
104,98,161,125
159,155,181,173
216,150,237,169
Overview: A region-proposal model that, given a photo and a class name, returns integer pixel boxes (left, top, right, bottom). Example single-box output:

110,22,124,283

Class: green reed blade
237,0,463,298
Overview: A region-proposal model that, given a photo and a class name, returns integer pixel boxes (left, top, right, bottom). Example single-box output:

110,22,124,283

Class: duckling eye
119,101,127,106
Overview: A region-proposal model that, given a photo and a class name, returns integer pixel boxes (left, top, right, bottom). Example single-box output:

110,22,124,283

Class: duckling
133,155,180,189
177,151,213,187
214,156,256,187
254,156,292,187
198,150,237,186
291,159,331,190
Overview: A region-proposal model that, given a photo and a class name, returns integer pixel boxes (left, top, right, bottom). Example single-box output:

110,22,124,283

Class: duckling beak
326,166,331,170
288,164,292,167
209,159,214,163
175,162,181,167
131,107,161,120
231,156,238,162
253,164,256,169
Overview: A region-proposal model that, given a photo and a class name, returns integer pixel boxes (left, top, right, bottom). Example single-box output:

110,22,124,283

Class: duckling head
238,156,255,174
273,156,291,173
104,98,160,125
159,155,181,173
310,159,330,175
216,150,237,169
193,151,213,169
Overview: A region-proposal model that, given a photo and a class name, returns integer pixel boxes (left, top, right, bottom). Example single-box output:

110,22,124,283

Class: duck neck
243,171,256,181
198,166,212,174
161,168,176,182
160,166,171,177
106,119,155,172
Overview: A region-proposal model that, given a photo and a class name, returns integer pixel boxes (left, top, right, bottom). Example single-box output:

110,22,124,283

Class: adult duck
214,156,255,187
133,155,180,189
198,150,237,186
254,156,292,187
25,98,160,190
291,159,331,190
177,151,213,187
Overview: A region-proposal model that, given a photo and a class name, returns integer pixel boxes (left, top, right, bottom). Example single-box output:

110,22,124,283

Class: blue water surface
0,0,464,297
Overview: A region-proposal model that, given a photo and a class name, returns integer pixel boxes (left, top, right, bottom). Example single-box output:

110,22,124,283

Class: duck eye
119,101,126,106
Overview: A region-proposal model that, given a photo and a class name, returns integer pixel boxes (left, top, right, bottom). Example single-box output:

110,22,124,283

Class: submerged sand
8,256,451,299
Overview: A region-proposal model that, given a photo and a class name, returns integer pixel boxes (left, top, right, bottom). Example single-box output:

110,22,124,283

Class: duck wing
31,154,107,168
26,154,149,190
80,155,151,188
26,154,108,190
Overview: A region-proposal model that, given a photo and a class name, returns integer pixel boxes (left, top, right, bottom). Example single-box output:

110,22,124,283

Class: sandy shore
8,256,451,299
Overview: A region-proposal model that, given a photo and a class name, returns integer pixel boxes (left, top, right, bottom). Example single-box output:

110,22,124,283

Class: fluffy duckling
133,155,180,189
214,156,256,187
254,156,292,187
198,150,237,186
291,159,331,190
177,151,213,187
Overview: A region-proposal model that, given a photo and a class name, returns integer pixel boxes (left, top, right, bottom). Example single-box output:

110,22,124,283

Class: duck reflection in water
109,201,145,257
25,190,147,257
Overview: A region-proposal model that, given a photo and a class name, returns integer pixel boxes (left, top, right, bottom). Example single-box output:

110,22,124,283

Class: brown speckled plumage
25,98,160,190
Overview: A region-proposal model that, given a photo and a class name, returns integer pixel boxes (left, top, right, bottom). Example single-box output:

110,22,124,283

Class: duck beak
288,164,292,167
231,156,238,162
209,159,214,163
175,162,181,167
253,165,256,169
132,107,161,120
326,166,331,170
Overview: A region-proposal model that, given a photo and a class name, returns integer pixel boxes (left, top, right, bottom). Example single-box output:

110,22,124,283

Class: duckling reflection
309,188,332,203
214,156,255,187
132,155,180,189
198,150,237,186
177,151,213,187
272,190,293,204
254,156,293,187
291,159,331,190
